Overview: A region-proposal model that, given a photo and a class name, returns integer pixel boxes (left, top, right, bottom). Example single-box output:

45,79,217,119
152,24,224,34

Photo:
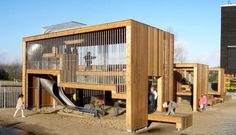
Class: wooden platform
148,112,192,130
207,99,217,106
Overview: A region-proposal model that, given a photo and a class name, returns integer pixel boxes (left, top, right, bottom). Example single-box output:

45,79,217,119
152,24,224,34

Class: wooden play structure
225,74,236,92
173,63,208,112
208,68,225,96
22,19,176,131
208,68,227,103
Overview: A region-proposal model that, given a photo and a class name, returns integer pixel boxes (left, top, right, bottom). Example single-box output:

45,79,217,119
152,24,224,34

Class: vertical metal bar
4,87,5,109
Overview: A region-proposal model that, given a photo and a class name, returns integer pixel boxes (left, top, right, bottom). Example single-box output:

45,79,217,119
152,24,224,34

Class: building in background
220,4,236,74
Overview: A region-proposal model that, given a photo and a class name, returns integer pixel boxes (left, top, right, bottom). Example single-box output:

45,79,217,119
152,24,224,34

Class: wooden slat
169,33,174,100
159,30,164,76
153,28,158,76
147,27,152,76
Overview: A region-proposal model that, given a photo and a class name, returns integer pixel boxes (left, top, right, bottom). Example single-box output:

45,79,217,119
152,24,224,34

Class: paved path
0,99,236,135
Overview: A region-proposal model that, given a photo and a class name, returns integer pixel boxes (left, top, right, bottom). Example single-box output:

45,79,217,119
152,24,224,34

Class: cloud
174,39,220,67
175,39,189,48
187,49,220,67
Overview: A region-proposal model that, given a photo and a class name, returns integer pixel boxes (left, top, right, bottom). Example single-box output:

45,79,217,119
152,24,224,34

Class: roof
43,21,87,34
221,4,236,7
23,19,174,42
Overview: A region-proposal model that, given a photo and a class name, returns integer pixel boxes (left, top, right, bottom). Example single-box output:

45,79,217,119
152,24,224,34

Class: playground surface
1,99,236,135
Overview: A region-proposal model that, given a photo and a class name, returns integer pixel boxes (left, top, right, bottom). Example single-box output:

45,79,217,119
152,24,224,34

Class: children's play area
22,19,230,132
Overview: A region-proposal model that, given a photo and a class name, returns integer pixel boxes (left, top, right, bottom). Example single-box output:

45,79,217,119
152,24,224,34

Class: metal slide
39,78,76,107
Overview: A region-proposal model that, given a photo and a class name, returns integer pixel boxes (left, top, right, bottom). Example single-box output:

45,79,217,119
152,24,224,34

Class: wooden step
148,112,192,131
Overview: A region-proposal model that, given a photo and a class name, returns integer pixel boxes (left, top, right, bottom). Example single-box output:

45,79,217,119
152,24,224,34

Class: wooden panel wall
126,21,149,131
147,26,174,112
126,20,174,131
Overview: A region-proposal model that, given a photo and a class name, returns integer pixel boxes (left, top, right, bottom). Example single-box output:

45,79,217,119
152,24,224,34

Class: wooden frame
208,68,225,96
174,63,208,112
22,19,174,131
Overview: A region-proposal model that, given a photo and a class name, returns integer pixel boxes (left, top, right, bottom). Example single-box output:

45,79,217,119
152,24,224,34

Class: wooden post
37,77,40,110
126,25,132,131
22,41,28,108
193,66,198,112
157,77,163,112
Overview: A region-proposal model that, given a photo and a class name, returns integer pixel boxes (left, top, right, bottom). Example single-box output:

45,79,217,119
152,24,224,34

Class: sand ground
1,99,236,135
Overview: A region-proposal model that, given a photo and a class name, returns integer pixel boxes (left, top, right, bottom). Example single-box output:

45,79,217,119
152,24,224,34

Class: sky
0,0,234,67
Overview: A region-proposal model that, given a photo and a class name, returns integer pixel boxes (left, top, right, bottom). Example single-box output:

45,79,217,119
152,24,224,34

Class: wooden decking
148,112,192,130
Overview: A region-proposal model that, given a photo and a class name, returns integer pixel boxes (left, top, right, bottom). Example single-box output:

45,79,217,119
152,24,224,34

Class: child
202,95,208,111
198,95,204,112
13,94,25,118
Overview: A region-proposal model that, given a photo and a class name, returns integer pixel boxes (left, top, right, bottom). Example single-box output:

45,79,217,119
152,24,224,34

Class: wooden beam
76,71,126,76
174,63,198,68
174,68,194,71
27,69,60,76
208,91,221,95
176,92,192,96
42,53,63,58
58,82,117,91
112,93,126,99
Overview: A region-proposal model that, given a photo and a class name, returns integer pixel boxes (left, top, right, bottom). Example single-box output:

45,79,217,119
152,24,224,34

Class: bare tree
174,40,187,63
166,27,188,63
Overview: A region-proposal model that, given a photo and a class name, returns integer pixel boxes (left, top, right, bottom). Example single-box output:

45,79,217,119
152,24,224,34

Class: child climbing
13,94,26,118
